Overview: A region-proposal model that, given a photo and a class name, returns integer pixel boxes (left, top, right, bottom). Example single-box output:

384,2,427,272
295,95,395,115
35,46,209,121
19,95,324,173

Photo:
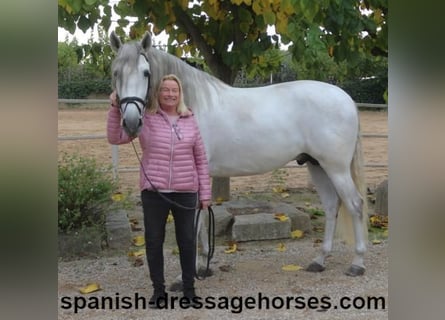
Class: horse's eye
143,70,150,77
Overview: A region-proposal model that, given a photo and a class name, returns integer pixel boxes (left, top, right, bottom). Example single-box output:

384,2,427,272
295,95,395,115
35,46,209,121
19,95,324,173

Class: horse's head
110,31,152,137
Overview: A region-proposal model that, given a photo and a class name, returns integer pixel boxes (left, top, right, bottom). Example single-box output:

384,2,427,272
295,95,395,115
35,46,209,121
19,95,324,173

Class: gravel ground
58,236,387,320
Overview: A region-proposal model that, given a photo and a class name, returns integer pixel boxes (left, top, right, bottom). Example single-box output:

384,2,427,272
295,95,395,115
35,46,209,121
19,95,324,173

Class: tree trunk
211,177,231,201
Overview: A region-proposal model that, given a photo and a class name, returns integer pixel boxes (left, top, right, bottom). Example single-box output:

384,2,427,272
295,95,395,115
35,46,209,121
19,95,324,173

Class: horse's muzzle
120,101,145,137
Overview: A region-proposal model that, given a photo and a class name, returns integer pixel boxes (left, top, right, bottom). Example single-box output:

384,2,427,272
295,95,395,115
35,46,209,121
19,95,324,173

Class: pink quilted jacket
107,106,211,202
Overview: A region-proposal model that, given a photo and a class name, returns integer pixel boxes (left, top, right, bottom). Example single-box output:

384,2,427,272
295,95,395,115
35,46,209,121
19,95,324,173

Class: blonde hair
148,74,189,115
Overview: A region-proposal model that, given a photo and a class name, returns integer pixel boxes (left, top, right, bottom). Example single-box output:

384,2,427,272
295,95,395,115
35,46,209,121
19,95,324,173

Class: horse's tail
335,130,369,245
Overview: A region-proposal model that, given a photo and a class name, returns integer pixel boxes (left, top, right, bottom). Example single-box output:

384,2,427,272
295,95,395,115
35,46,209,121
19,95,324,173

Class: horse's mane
112,41,229,111
147,48,228,111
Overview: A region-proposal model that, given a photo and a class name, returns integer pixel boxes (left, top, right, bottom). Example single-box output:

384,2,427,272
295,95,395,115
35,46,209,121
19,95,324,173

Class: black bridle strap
119,96,146,106
116,52,151,112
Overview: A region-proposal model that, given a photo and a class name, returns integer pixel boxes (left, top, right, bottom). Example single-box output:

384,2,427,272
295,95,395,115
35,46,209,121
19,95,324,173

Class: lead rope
130,140,215,279
194,206,215,280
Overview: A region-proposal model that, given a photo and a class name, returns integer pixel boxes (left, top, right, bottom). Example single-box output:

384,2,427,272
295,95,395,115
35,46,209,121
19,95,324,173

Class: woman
107,74,211,308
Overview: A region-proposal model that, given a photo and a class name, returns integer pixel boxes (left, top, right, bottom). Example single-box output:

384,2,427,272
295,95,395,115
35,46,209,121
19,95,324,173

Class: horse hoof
197,267,213,278
345,265,365,276
168,282,183,292
306,262,325,272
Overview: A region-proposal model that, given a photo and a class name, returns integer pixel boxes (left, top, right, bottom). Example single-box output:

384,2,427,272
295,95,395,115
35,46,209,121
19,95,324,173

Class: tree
59,0,387,85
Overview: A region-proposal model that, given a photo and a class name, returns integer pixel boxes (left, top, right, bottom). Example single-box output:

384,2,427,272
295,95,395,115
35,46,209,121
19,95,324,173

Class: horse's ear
110,31,122,52
140,32,152,52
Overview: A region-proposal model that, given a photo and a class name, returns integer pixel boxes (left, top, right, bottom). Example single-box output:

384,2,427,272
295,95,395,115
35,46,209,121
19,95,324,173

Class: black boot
149,288,168,309
182,287,200,308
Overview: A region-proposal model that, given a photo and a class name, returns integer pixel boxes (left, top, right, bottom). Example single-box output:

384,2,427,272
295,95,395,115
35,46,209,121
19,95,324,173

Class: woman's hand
110,91,119,108
200,200,212,210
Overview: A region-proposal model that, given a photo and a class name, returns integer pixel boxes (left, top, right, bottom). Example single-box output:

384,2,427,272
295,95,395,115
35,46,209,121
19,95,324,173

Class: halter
116,52,151,120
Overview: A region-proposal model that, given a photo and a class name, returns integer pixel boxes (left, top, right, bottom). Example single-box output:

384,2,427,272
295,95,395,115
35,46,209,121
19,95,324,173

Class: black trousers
141,190,198,292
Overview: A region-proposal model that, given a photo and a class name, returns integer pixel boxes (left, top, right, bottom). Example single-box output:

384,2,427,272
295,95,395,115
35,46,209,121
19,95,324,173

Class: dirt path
58,232,388,320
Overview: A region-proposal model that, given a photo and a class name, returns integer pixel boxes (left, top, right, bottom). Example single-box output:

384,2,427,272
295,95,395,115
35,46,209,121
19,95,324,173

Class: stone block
106,209,132,250
271,203,312,233
232,213,291,241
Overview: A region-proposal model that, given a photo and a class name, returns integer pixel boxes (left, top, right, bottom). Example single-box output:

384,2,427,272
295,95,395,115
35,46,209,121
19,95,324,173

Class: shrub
341,76,387,104
58,79,111,99
58,153,118,233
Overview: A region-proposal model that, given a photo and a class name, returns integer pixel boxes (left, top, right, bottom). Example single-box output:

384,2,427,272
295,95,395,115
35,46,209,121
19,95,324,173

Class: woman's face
159,79,180,110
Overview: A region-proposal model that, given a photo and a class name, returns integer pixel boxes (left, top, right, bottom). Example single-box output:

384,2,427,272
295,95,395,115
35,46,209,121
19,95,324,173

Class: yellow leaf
281,192,290,198
79,283,101,294
167,212,174,223
128,249,145,257
215,197,225,205
281,264,303,272
274,213,289,222
171,247,179,255
272,186,286,193
224,243,237,254
291,229,304,239
132,235,145,247
111,192,124,202
277,243,286,252
372,239,382,245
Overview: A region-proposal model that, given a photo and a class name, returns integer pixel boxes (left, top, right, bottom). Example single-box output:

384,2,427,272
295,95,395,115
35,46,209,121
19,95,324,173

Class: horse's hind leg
306,163,341,272
327,171,367,276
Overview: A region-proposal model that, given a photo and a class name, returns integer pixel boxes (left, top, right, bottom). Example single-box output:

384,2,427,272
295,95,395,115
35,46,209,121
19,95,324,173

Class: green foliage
341,76,387,103
59,0,387,86
58,28,113,99
58,78,111,99
58,153,118,233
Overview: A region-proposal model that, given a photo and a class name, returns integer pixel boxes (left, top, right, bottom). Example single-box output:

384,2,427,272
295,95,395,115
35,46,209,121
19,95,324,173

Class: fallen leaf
171,247,179,255
133,258,144,267
274,213,289,222
79,283,101,294
128,249,145,257
224,243,237,254
132,235,145,247
129,218,139,224
111,192,124,202
130,223,142,232
272,186,287,193
167,212,174,223
291,229,304,239
281,192,290,198
369,214,388,228
281,264,303,272
372,239,382,245
215,197,225,205
219,265,233,272
277,243,286,252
